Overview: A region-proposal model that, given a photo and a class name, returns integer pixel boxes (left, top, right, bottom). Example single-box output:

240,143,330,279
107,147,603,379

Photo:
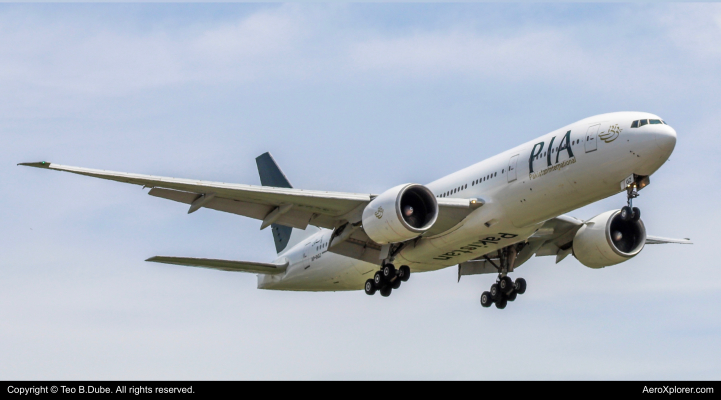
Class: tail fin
255,152,319,254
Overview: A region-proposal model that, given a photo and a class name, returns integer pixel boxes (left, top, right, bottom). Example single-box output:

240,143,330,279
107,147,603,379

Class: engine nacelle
362,183,438,245
572,209,646,269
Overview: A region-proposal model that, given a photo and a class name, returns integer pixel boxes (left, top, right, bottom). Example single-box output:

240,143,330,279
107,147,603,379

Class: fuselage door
507,154,519,182
585,124,600,153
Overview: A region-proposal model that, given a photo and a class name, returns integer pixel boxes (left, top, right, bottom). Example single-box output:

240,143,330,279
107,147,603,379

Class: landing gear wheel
632,207,641,222
480,291,493,307
364,279,376,295
382,264,396,280
514,278,527,295
391,278,401,289
380,286,392,297
373,271,384,288
490,284,501,300
495,297,508,309
398,266,411,282
499,276,514,294
506,291,517,302
621,206,633,221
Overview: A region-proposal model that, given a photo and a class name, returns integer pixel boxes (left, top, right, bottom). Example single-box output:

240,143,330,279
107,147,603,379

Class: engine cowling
572,209,646,269
361,183,438,245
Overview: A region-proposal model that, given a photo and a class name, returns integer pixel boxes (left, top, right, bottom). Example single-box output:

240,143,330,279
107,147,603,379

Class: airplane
19,111,691,309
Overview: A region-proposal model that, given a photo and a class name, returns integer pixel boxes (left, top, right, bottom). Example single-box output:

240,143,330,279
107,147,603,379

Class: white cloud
0,6,311,95
657,4,721,60
2,4,721,100
347,29,585,81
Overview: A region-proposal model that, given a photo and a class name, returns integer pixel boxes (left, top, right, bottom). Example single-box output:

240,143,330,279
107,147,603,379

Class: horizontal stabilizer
146,256,288,274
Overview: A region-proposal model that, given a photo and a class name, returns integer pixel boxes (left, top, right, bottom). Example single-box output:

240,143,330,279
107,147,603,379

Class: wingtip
145,256,159,262
18,161,51,168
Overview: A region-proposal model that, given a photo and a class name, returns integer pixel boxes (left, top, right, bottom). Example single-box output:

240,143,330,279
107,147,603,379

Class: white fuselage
258,112,677,291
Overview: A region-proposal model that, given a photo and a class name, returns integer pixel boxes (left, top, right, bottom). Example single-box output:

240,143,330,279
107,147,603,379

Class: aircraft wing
527,215,692,263
458,215,692,278
19,161,480,233
146,256,288,274
645,235,693,244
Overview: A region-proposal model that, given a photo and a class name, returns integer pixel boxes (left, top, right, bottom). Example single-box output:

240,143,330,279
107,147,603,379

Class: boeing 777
20,111,691,309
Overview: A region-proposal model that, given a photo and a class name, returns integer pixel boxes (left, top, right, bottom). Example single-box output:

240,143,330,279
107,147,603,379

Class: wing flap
146,256,288,274
148,188,315,229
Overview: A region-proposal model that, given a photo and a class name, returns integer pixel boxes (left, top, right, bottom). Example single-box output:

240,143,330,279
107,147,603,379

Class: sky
1,3,720,380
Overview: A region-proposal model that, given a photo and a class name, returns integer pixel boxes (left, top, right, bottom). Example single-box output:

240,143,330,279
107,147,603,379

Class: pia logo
599,124,622,143
375,206,384,219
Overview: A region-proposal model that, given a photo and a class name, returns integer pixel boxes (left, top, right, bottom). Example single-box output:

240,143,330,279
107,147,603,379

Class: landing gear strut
365,264,411,297
480,246,527,309
621,180,641,222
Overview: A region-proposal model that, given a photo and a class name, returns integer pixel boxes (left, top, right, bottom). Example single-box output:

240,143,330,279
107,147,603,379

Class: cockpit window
632,118,669,128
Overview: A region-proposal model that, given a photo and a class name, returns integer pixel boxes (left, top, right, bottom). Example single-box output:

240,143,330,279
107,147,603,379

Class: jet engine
361,183,438,245
572,209,646,269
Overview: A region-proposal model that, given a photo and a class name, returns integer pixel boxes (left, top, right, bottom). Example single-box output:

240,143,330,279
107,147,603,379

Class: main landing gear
480,245,527,309
480,276,526,309
364,264,411,297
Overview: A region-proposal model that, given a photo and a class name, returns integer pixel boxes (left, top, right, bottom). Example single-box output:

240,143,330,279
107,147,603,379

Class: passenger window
639,119,648,126
631,120,639,128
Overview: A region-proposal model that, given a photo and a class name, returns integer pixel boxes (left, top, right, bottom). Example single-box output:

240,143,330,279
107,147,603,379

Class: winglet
18,161,51,168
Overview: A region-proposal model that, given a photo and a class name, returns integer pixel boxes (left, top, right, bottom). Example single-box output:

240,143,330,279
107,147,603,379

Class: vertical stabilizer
255,152,318,254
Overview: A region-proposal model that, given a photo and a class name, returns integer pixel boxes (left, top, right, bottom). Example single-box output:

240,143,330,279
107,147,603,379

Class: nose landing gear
364,264,410,297
621,175,647,222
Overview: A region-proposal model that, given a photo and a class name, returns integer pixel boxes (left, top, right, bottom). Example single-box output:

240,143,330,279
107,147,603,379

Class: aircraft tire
399,265,411,282
506,291,518,301
380,286,392,297
621,206,633,221
632,207,641,222
490,284,501,300
499,276,514,294
373,271,384,288
495,297,508,309
480,291,493,307
515,278,527,295
364,279,376,295
382,264,396,279
391,278,401,289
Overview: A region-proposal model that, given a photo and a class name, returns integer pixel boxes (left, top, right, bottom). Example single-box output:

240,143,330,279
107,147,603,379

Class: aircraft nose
654,125,677,154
